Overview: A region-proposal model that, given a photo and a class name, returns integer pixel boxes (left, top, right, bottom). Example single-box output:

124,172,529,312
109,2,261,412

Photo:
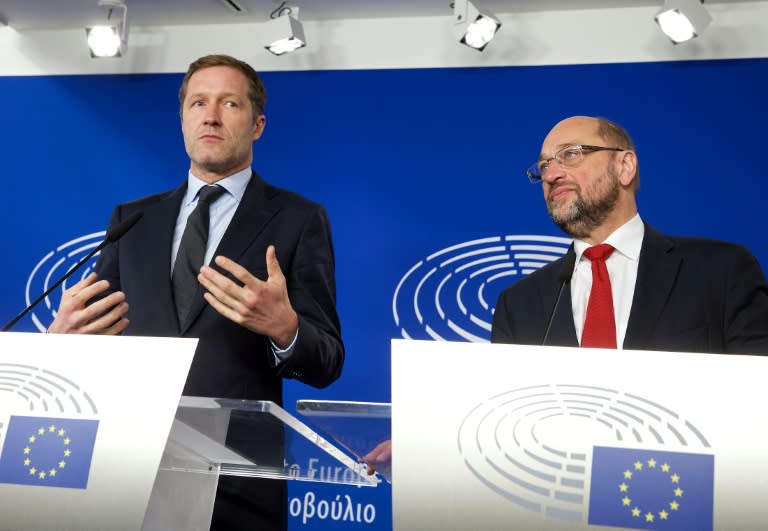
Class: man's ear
618,150,638,188
252,115,267,141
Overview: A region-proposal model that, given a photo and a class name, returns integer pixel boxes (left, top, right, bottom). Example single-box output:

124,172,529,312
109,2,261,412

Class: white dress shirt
171,168,250,273
570,214,645,349
171,168,297,359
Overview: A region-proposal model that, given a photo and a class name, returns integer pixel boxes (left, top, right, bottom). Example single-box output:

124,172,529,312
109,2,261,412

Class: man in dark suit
492,115,768,354
49,54,344,529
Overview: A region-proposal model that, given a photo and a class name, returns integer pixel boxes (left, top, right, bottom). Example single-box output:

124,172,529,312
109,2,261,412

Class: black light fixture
85,0,128,58
655,0,712,43
452,0,501,51
264,2,306,56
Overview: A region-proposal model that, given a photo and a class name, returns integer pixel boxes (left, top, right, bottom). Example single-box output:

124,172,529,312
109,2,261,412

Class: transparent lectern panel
159,396,376,487
295,400,391,462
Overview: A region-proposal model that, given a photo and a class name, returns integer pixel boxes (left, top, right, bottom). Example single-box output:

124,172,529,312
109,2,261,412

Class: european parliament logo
589,446,713,530
457,385,714,530
24,231,106,332
0,416,99,489
393,235,572,342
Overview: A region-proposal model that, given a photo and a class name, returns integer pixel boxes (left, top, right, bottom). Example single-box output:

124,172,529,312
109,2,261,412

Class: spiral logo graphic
24,231,106,332
0,362,98,416
457,385,710,523
392,235,572,342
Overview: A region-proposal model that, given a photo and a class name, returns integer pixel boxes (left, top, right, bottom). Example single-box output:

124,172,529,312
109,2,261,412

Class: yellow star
38,471,46,479
674,487,684,497
49,425,56,432
28,435,36,443
58,428,65,436
670,501,680,510
63,437,71,445
622,497,631,506
645,512,655,522
37,427,45,435
619,483,629,492
23,447,30,455
58,460,66,468
64,449,71,457
660,510,669,520
634,461,643,470
29,467,37,475
671,473,680,483
623,470,633,479
631,507,641,517
647,458,657,468
661,463,670,472
49,469,57,477
23,458,30,466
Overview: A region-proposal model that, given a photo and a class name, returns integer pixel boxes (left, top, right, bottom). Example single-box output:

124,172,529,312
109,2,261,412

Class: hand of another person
199,245,299,347
48,272,129,335
362,439,392,482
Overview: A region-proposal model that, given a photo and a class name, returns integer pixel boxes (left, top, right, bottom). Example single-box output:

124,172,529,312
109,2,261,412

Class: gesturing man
50,54,345,530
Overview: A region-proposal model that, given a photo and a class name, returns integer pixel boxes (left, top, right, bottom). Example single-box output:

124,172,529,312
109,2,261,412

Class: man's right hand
48,272,129,335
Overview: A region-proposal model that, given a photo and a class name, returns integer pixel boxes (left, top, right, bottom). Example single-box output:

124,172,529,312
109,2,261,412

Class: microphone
1,211,143,332
542,247,576,346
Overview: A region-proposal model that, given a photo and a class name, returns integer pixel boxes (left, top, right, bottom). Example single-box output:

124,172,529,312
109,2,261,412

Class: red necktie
581,244,617,349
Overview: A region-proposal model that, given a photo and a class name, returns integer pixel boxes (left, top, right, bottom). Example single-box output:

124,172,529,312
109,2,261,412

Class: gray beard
547,177,620,239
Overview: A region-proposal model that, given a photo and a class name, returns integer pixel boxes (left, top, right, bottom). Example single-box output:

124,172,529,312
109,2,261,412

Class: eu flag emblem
588,446,714,530
0,416,99,489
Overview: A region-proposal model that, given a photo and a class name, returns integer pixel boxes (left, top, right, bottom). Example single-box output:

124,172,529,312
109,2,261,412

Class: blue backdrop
1,57,766,529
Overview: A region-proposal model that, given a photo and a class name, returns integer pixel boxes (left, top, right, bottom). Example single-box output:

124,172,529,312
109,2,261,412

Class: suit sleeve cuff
270,326,299,363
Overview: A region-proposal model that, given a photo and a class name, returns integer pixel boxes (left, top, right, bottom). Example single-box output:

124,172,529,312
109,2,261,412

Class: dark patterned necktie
581,244,617,349
172,185,226,325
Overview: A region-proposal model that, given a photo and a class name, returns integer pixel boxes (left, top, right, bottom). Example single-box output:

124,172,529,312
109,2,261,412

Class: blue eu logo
588,446,714,530
0,416,99,489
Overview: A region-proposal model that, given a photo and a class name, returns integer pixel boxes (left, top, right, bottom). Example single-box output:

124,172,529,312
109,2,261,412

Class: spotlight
86,0,128,58
654,0,712,44
452,0,501,51
264,2,306,56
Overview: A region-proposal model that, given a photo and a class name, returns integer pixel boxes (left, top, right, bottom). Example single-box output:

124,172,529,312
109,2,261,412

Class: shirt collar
573,213,644,263
183,167,252,206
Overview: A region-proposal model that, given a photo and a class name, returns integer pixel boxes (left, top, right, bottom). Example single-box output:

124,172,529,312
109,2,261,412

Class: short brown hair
596,117,640,190
178,54,267,121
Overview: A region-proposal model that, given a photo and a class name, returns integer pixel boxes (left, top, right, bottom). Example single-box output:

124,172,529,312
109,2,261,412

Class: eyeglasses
526,144,624,183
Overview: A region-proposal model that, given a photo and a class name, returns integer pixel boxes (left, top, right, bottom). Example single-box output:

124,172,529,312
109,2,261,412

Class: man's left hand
198,245,298,347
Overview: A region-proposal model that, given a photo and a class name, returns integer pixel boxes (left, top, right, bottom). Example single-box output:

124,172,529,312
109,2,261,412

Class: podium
390,339,768,530
144,397,376,530
0,332,374,530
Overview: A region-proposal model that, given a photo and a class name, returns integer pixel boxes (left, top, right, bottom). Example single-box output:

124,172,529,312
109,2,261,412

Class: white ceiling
0,0,760,31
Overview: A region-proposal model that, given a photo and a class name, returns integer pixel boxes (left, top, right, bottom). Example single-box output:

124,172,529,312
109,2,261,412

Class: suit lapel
540,247,579,347
623,224,681,350
136,184,186,332
547,286,579,347
180,172,281,333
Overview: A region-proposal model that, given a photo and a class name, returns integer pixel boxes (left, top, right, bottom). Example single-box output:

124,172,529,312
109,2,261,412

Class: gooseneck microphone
1,211,143,332
542,248,576,346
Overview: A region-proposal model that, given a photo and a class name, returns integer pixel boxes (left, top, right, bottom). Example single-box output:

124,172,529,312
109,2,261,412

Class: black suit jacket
492,224,768,355
94,173,344,530
95,172,344,400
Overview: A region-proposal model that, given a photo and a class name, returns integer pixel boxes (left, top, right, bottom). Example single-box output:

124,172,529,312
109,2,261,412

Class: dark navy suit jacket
492,224,768,355
95,172,344,530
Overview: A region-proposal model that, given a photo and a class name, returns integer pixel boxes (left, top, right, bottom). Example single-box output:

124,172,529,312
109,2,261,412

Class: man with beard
491,115,768,354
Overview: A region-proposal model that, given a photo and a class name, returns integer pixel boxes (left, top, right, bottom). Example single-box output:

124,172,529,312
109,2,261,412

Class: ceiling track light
654,0,712,44
452,0,501,51
86,0,128,58
264,1,306,56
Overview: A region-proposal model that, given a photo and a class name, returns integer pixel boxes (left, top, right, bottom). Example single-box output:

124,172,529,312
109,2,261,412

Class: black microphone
1,211,143,332
542,247,576,346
